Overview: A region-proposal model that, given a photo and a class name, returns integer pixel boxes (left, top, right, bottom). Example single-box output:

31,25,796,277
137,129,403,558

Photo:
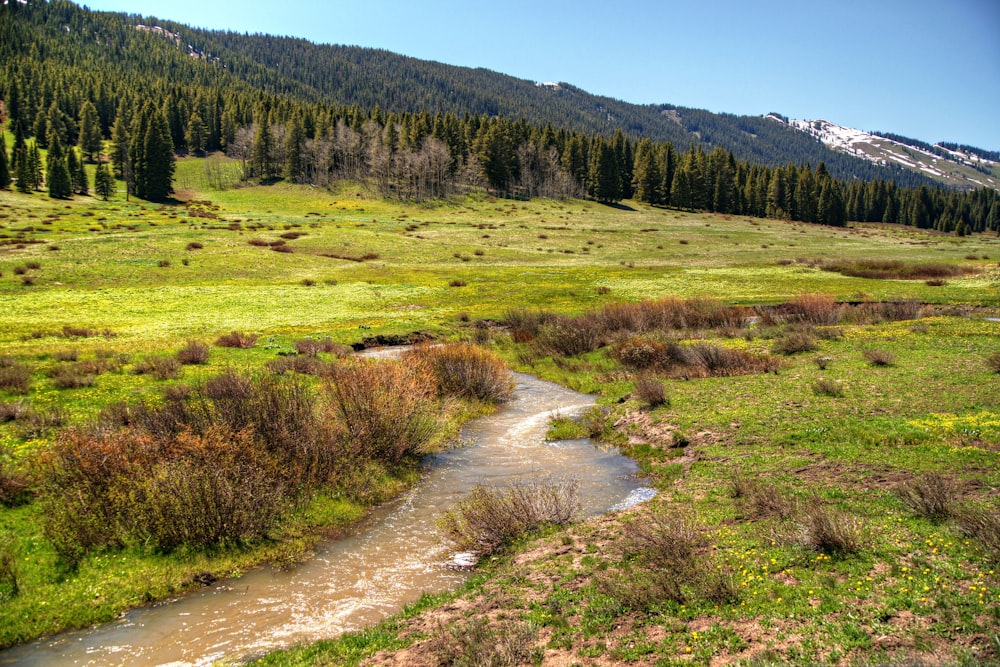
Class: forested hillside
1,0,998,233
0,0,932,186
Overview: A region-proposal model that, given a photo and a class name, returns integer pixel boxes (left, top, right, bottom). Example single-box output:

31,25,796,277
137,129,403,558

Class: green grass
1,155,999,661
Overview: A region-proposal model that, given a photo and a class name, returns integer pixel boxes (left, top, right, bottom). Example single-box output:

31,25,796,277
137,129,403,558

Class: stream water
1,368,651,666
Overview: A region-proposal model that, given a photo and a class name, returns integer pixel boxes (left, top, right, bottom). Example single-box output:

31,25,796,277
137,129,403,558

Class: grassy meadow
1,154,999,664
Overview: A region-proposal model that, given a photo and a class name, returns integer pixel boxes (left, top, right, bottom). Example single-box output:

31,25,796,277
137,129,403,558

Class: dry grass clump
812,378,845,397
185,242,203,250
0,460,31,508
293,337,348,357
730,475,797,520
535,314,605,357
986,353,1000,374
324,359,438,463
403,343,514,403
429,617,538,667
133,356,182,380
0,358,31,394
794,499,868,557
0,400,31,423
772,331,818,355
176,340,210,365
613,335,668,370
215,331,258,349
863,349,896,367
894,473,959,522
787,293,843,325
438,479,579,557
267,355,328,376
53,349,79,362
819,259,973,280
954,505,1000,562
634,373,668,407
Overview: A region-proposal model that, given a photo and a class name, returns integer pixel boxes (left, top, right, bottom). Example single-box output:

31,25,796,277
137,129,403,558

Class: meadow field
1,155,999,664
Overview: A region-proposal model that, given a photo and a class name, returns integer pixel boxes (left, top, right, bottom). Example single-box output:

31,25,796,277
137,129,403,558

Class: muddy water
2,370,650,667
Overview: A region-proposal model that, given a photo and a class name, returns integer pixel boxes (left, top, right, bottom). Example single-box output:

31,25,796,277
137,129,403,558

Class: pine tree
0,135,10,189
138,107,175,201
631,139,661,204
186,113,207,156
78,101,103,163
283,113,305,182
28,144,43,191
251,115,274,180
94,161,114,201
46,136,72,199
111,107,130,181
587,138,621,203
32,109,48,148
69,147,88,195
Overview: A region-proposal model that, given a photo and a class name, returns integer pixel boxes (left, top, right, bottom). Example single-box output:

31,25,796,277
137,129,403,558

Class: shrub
795,500,868,557
0,358,31,394
449,279,467,287
438,479,579,557
535,314,604,357
787,293,843,325
429,617,538,667
270,244,293,253
812,378,844,397
0,460,31,508
49,364,97,389
215,331,258,349
176,340,210,365
157,260,171,268
614,335,668,370
133,356,182,380
54,349,79,362
403,343,514,403
324,359,439,463
863,349,895,367
894,473,958,522
267,355,327,376
185,242,203,250
635,373,668,407
925,279,947,286
0,400,30,423
772,331,818,355
41,425,289,558
954,505,1000,562
608,510,706,604
814,356,832,370
0,538,19,602
730,475,797,520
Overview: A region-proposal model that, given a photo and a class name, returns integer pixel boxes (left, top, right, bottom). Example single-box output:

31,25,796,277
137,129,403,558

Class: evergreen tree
0,135,10,189
28,144,44,191
94,161,114,201
283,113,305,182
46,136,73,199
631,139,661,204
78,101,103,163
987,200,1000,235
138,107,176,201
251,118,274,179
587,138,621,203
69,147,88,195
32,109,48,148
111,106,130,180
186,113,207,156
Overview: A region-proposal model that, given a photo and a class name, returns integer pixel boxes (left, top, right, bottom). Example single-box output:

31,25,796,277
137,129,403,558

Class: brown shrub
324,359,438,463
820,259,971,280
449,279,467,287
403,343,514,403
176,340,210,365
215,331,258,349
635,373,668,408
787,293,843,325
185,242,203,250
613,335,668,370
795,500,868,557
438,479,579,557
954,505,1000,562
0,459,31,508
267,355,327,376
0,400,30,423
772,331,818,355
54,349,79,362
895,473,958,522
429,617,538,667
0,358,31,394
986,353,1000,374
133,356,182,380
863,349,896,367
270,244,294,254
731,475,797,520
535,314,604,357
812,378,845,397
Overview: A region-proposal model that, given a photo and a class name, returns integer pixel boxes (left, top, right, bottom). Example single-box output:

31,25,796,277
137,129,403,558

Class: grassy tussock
132,356,182,380
894,473,959,522
794,500,869,557
986,353,1000,374
214,331,258,349
954,505,1000,562
176,340,210,365
819,259,973,280
812,378,845,397
634,373,668,407
403,343,514,403
438,479,580,557
0,358,31,394
863,349,896,367
730,475,797,520
615,337,779,378
771,331,818,355
429,617,538,667
324,359,439,463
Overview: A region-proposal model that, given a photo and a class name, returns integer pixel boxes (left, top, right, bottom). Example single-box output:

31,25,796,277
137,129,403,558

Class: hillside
774,116,1000,191
0,0,935,188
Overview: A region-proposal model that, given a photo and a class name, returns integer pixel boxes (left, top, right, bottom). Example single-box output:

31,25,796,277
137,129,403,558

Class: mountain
770,116,999,191
0,0,938,189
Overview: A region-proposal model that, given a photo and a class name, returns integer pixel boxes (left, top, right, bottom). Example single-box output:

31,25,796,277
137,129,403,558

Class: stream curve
1,369,651,666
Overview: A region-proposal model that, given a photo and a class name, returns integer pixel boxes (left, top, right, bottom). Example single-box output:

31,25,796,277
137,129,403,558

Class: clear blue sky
81,0,1000,150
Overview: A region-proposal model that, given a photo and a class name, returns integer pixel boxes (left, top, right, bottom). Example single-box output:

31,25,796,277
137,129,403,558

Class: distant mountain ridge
769,116,999,191
0,0,987,191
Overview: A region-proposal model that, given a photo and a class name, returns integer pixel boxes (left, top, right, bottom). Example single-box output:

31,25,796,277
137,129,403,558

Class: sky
80,0,1000,150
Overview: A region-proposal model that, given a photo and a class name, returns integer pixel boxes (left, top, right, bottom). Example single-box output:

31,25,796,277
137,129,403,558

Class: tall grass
403,343,514,403
438,479,580,557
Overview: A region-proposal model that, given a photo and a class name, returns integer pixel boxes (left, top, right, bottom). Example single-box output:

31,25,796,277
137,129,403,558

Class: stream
1,367,652,666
